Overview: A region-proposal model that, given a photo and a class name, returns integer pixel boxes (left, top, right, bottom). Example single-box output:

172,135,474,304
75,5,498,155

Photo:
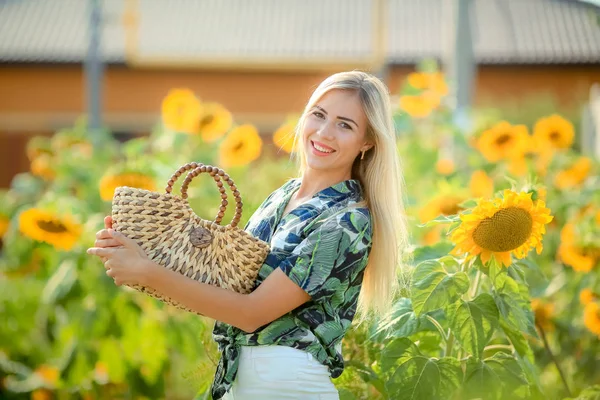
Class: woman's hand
87,216,156,287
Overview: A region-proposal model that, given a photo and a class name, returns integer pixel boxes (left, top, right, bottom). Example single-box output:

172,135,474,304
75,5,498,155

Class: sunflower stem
445,330,455,357
469,269,483,299
537,321,571,397
425,315,448,344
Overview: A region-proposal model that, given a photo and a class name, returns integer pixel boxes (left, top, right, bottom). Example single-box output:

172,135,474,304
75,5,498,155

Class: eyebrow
314,105,359,129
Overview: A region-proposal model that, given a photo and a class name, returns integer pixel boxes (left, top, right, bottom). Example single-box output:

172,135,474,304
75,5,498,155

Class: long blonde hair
293,71,409,320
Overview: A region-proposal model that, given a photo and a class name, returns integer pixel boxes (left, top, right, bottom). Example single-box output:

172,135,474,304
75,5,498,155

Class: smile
311,140,336,155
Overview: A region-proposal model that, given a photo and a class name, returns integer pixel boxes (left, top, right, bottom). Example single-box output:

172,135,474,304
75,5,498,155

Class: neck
295,167,352,199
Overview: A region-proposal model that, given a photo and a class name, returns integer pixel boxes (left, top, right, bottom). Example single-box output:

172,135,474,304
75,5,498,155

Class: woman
88,71,408,399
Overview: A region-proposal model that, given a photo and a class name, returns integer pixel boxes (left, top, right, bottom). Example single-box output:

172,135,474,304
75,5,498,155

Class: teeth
313,142,334,153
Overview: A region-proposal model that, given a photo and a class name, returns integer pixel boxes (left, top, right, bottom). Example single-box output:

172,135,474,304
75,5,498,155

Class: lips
311,140,336,154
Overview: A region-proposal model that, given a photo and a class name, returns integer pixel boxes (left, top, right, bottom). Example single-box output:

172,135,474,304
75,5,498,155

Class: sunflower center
232,141,245,152
36,219,69,233
581,246,600,259
472,207,533,252
495,134,512,146
200,114,214,128
549,131,561,142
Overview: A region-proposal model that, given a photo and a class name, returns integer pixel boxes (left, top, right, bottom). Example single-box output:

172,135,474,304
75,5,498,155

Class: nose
316,120,335,140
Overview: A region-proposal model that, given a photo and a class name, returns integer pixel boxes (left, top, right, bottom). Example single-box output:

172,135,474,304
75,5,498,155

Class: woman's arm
143,262,310,332
90,218,310,333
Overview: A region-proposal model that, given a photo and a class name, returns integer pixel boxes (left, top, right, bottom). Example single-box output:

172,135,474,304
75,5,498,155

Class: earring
361,150,365,160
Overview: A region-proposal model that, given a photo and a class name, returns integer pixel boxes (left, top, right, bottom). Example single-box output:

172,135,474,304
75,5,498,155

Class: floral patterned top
210,178,373,400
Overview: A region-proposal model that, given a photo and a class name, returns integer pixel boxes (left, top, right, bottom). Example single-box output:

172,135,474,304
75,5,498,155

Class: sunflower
507,156,528,177
476,122,531,163
0,215,9,239
421,226,443,246
531,299,554,331
558,222,600,272
419,195,465,224
399,94,441,119
99,172,157,202
407,72,449,97
35,364,60,386
51,132,93,157
273,120,297,154
94,361,109,384
31,389,53,400
580,289,596,306
469,170,494,199
219,124,263,168
450,190,554,267
19,209,83,251
161,88,203,134
533,114,574,152
197,102,233,143
584,302,600,336
435,159,455,175
26,136,53,161
535,149,554,177
30,154,56,181
555,157,592,189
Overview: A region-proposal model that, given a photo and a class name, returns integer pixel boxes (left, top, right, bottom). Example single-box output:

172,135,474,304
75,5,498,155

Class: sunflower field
0,62,599,400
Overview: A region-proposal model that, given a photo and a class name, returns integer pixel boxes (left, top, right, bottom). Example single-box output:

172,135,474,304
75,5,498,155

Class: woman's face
301,89,371,177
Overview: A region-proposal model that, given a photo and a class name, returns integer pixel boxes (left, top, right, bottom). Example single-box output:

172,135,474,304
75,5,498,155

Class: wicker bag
111,162,270,312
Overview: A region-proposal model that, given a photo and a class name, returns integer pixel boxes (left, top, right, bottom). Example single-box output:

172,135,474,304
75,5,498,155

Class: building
1,0,599,186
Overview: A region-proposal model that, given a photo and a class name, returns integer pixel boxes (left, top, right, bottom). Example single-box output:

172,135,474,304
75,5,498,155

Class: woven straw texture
111,162,270,314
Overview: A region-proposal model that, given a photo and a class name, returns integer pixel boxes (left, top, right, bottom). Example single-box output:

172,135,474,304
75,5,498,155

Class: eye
339,122,352,130
312,111,325,119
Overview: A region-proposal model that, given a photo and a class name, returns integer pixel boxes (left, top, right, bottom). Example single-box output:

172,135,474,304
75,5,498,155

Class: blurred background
1,0,599,186
1,1,600,399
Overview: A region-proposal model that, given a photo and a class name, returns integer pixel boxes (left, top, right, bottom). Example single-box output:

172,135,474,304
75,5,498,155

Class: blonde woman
88,71,408,400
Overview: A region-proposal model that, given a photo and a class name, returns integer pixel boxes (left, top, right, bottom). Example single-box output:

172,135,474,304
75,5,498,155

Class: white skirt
221,345,340,400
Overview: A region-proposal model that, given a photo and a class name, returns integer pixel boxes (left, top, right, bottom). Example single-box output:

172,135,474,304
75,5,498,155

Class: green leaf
411,242,455,265
369,298,433,342
99,338,126,383
344,360,386,396
500,320,534,363
417,214,461,228
41,259,77,305
381,338,462,399
411,260,470,315
492,272,537,337
450,294,499,359
338,387,359,400
463,353,529,400
564,385,600,400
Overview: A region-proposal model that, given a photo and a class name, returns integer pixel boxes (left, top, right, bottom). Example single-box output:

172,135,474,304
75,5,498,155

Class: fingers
96,229,113,240
104,216,113,229
107,229,138,251
94,238,122,248
87,247,114,257
106,269,123,286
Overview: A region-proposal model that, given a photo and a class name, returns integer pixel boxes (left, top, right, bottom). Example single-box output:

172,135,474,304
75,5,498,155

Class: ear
361,142,374,152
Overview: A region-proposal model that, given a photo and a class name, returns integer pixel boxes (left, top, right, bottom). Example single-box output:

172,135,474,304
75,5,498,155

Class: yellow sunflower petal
451,190,553,268
161,88,203,134
19,209,83,251
273,121,297,154
99,173,157,202
533,114,574,152
399,94,440,118
219,124,263,168
198,102,233,142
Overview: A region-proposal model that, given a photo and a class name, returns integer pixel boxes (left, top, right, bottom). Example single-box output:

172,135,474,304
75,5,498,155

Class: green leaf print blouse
211,178,373,399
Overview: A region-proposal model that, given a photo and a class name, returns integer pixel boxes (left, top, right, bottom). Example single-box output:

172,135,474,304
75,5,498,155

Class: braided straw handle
180,164,244,228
